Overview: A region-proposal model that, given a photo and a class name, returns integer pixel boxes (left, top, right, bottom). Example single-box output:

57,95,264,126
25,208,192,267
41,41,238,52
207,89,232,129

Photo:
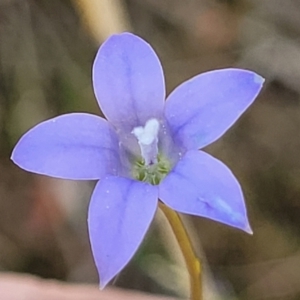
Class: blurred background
1,0,300,299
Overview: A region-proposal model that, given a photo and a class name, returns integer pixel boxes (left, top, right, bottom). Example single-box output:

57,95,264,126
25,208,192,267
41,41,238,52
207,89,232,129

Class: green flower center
132,155,171,185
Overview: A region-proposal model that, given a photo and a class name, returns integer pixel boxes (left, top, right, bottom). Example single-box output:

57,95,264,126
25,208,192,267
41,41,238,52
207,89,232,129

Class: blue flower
11,33,264,288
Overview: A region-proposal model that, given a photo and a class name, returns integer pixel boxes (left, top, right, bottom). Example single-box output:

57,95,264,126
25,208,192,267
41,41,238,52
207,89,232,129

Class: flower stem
158,202,202,300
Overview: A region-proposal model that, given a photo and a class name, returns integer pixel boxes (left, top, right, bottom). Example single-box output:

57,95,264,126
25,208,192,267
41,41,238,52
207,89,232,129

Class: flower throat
132,118,171,185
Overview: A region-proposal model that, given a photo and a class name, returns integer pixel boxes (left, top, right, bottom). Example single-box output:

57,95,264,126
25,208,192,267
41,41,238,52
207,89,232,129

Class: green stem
158,202,202,300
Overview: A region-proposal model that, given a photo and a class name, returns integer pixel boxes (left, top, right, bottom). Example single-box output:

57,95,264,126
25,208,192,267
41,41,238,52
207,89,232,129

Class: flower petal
159,150,251,232
11,113,121,180
165,69,264,150
93,32,165,132
88,176,158,288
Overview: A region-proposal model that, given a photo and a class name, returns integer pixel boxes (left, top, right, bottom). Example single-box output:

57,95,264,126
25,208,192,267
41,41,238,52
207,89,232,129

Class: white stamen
132,118,160,165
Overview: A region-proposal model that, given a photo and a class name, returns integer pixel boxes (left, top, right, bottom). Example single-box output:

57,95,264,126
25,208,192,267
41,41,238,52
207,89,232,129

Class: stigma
132,118,160,165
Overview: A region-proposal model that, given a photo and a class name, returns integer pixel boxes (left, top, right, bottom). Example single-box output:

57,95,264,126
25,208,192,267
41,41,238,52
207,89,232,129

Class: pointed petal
165,69,264,150
11,113,121,180
93,33,165,132
159,150,252,232
88,176,158,288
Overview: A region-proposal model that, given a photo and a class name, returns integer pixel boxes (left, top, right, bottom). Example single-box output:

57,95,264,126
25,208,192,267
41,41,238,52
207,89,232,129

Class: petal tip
10,144,23,167
254,73,265,86
99,278,110,290
243,222,253,235
105,32,144,45
10,149,16,163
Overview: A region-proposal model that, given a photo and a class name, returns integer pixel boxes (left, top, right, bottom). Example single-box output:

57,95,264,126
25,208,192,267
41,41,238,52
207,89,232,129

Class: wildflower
11,33,264,288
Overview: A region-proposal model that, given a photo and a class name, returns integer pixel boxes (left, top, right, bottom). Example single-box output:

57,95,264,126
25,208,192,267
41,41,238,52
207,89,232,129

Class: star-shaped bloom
11,33,264,288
